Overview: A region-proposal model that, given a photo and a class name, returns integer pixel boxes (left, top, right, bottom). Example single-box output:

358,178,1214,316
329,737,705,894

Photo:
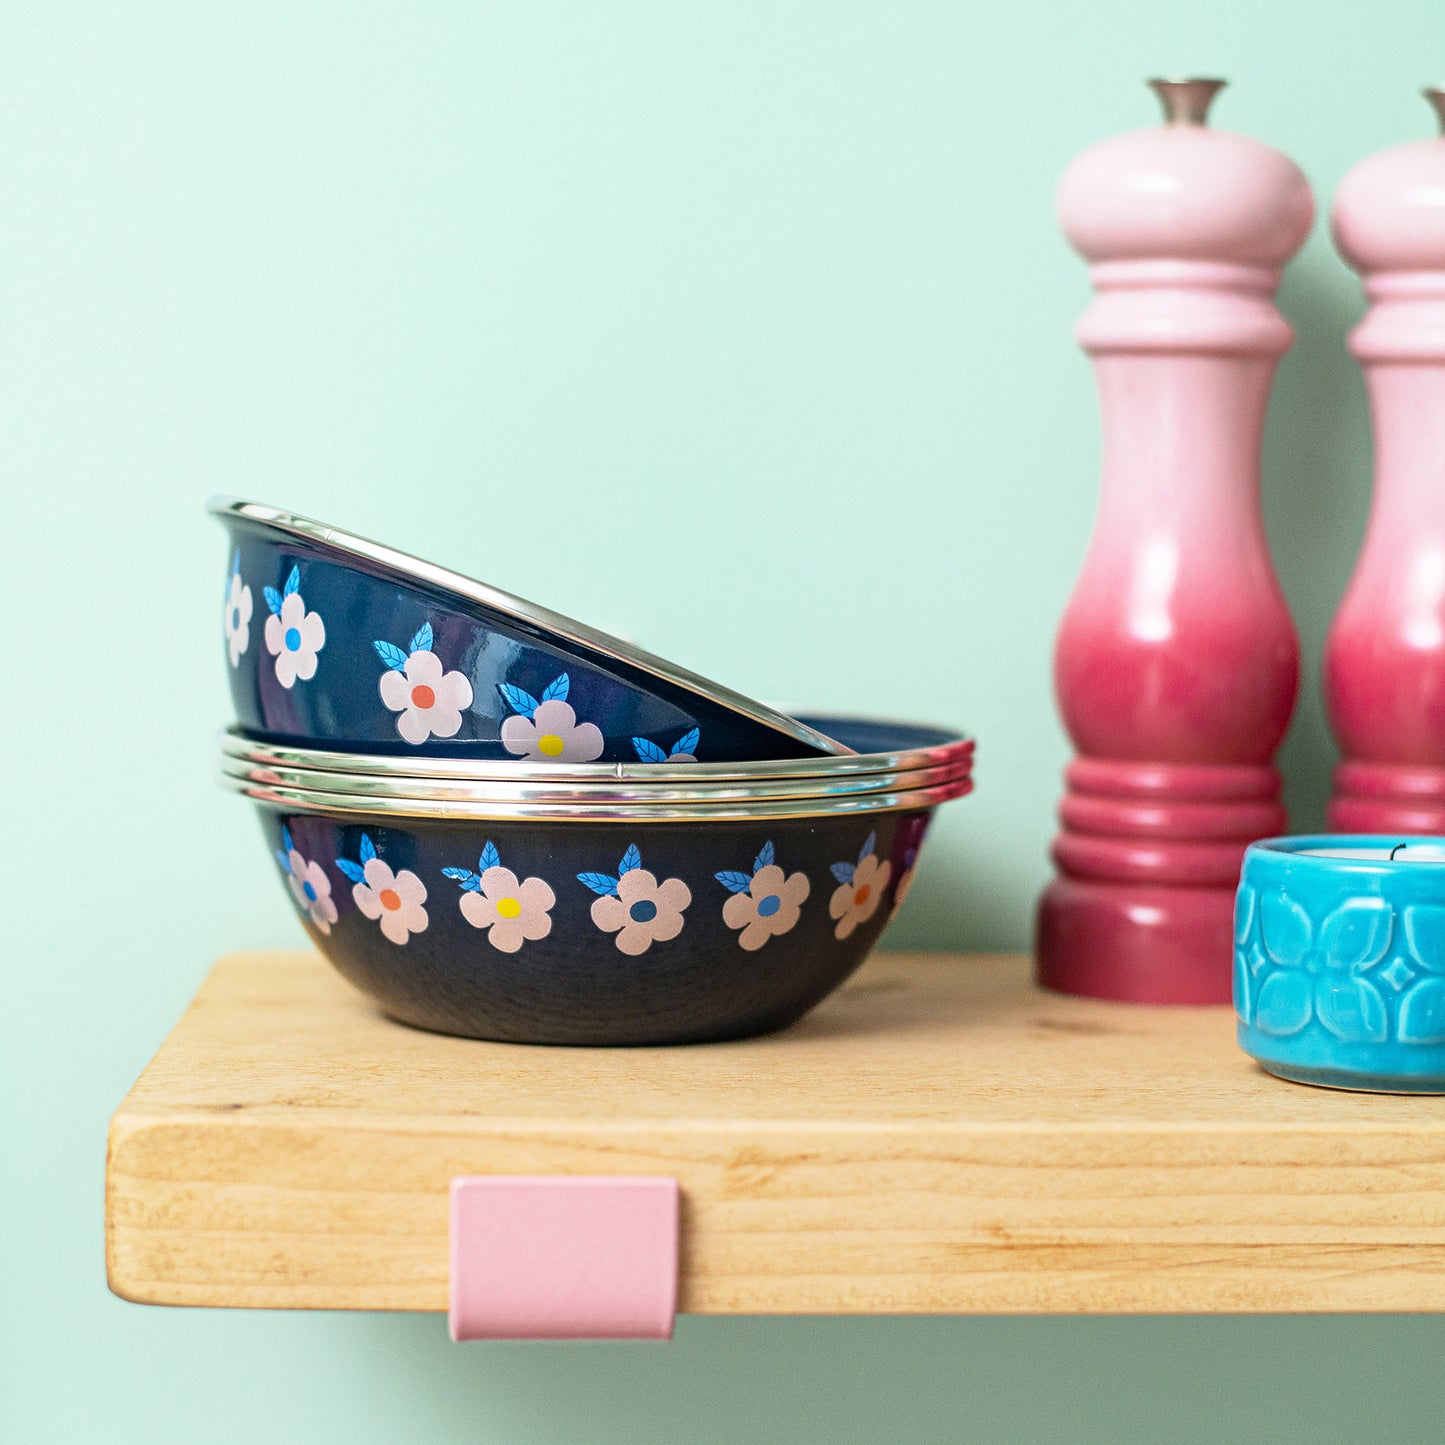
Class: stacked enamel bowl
215,500,974,1045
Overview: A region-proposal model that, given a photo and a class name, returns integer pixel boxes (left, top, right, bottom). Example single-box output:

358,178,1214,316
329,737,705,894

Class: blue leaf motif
335,858,365,884
754,841,775,872
858,832,876,866
409,622,433,654
1233,948,1253,1024
275,849,292,873
479,841,501,872
831,861,856,886
442,867,473,883
282,826,294,853
359,834,377,865
1259,892,1313,967
577,872,620,897
1234,886,1257,946
1319,899,1393,972
373,640,409,671
443,868,482,893
1404,905,1445,974
1399,977,1445,1044
672,728,700,757
620,844,642,875
542,674,570,703
1314,977,1388,1044
263,586,283,616
283,565,300,596
232,547,241,573
1254,970,1312,1037
715,871,753,894
632,738,669,763
498,683,540,718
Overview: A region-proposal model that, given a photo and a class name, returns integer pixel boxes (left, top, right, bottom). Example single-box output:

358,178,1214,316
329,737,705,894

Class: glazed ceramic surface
215,499,847,762
1325,95,1445,834
1040,79,1310,1005
1235,836,1445,1091
255,803,938,1045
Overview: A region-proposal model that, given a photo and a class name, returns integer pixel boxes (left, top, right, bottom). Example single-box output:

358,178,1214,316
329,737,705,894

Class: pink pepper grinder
1039,79,1314,1004
1326,91,1445,834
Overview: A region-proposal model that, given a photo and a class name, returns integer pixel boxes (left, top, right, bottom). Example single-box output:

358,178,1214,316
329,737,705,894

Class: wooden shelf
106,950,1445,1316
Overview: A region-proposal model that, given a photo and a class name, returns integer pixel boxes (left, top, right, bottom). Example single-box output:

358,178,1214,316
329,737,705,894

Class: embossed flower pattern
1241,889,1394,1042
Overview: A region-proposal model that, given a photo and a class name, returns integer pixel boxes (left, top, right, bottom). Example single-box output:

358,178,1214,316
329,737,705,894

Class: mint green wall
6,2,1445,1440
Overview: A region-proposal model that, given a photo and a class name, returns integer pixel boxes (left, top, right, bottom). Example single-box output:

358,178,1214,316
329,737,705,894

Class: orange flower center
854,884,871,907
379,888,402,911
410,684,436,709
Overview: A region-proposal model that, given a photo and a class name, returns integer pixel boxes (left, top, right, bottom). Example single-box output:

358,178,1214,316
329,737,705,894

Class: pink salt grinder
1326,91,1445,834
1039,79,1314,1004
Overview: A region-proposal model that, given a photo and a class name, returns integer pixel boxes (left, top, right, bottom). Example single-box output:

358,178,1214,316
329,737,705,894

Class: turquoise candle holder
1235,835,1445,1092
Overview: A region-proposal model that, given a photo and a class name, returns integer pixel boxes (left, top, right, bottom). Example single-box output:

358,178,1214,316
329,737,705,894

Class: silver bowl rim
218,751,972,806
210,497,853,759
220,768,974,823
218,714,973,784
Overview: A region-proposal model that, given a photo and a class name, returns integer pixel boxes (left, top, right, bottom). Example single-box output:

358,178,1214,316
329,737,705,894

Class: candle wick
1391,842,1407,860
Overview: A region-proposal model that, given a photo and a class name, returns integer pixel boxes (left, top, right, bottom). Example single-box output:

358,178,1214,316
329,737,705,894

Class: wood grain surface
105,950,1445,1314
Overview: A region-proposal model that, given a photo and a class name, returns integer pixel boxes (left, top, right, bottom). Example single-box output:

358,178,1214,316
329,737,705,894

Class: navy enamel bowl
228,781,962,1045
214,498,847,763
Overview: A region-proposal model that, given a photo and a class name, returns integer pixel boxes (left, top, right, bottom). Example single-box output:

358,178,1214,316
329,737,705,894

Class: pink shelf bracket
448,1175,679,1341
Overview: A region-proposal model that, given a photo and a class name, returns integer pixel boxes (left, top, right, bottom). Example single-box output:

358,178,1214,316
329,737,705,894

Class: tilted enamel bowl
221,768,971,1045
214,498,849,763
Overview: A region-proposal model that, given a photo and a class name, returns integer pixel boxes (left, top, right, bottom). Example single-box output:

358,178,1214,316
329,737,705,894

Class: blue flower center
629,898,659,924
302,880,317,902
284,625,302,651
757,893,782,918
229,607,240,630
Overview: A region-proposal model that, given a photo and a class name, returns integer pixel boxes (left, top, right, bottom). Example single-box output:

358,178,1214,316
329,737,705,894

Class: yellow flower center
496,897,522,920
538,733,565,757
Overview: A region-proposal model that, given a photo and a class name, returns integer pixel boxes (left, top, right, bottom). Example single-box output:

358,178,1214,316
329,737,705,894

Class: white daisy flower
350,854,429,945
447,843,555,954
224,567,253,667
716,842,810,951
581,845,690,955
499,676,603,762
263,567,325,688
376,624,474,745
278,839,338,935
828,833,892,940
